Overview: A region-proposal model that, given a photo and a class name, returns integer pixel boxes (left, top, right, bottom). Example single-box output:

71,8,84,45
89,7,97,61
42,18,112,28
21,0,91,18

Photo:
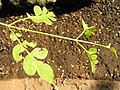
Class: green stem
10,18,29,25
76,29,86,39
0,22,110,49
76,29,88,53
76,42,88,52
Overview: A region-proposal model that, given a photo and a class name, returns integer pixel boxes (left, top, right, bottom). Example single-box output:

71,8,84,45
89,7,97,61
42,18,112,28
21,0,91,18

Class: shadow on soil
53,0,94,15
0,0,94,17
93,81,116,90
0,0,34,17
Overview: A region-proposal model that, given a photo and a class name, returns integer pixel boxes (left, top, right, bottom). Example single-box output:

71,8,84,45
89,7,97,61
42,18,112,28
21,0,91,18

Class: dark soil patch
0,0,120,82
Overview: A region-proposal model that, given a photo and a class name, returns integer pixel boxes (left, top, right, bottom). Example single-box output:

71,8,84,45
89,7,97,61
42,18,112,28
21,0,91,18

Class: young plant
0,5,118,84
7,6,57,84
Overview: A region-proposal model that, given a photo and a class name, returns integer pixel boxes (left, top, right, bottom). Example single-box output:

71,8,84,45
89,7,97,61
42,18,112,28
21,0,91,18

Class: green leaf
46,12,56,23
87,26,96,32
84,30,92,38
22,40,37,48
84,26,96,38
12,44,25,62
47,14,56,22
42,7,48,15
10,32,17,41
12,40,36,62
30,15,53,25
47,12,56,17
92,59,98,64
36,61,54,84
87,53,98,73
91,55,97,60
110,47,118,59
86,48,98,73
10,32,22,41
31,48,48,59
28,6,56,25
47,12,56,21
23,54,37,76
43,16,52,25
82,18,88,30
29,16,44,23
82,18,96,38
34,5,42,16
16,33,22,37
47,16,57,22
91,61,97,73
88,48,97,54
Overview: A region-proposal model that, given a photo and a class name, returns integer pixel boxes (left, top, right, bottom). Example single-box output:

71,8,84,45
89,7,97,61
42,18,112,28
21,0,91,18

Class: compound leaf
36,61,54,84
84,26,96,38
23,54,37,76
82,18,96,38
87,48,98,73
27,6,56,25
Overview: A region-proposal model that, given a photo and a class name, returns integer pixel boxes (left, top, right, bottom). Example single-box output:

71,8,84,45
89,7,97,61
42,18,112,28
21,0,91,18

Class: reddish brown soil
0,0,120,83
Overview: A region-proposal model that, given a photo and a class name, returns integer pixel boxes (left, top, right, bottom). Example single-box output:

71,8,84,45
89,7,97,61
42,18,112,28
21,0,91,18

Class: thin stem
10,18,29,25
76,29,88,53
0,22,110,49
76,41,88,52
76,29,86,39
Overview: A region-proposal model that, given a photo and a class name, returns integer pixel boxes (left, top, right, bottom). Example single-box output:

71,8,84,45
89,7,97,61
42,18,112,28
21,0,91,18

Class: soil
0,0,120,87
1,78,120,90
